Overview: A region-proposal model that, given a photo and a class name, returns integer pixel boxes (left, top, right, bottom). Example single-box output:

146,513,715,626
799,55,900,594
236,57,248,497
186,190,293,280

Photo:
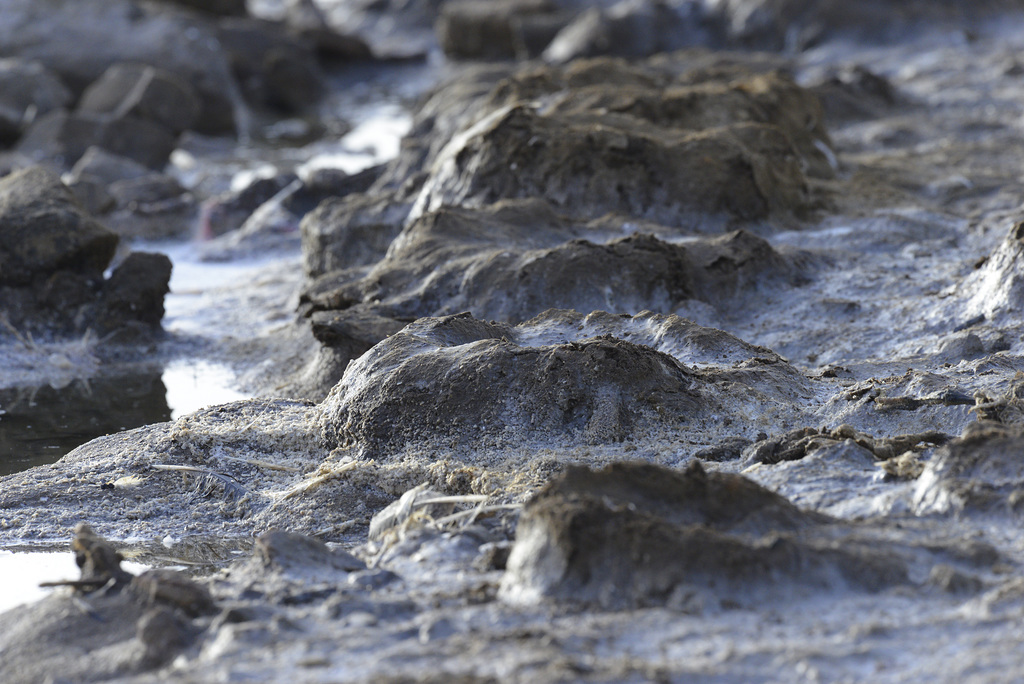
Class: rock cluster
435,0,1020,62
296,54,831,397
0,166,170,339
0,0,374,245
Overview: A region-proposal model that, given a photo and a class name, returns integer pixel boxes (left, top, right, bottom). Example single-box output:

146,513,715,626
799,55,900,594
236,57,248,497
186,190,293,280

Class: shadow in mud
0,371,171,476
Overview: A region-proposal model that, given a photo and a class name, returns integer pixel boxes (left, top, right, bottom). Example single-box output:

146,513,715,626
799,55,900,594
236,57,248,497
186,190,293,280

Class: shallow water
0,345,248,476
0,550,150,613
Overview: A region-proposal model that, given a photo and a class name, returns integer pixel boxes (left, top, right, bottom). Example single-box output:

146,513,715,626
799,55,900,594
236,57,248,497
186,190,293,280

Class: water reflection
0,370,171,476
0,550,149,613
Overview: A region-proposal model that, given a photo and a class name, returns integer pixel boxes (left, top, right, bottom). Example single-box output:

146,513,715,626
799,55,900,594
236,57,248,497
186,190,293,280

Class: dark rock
132,569,217,617
107,199,197,241
0,590,147,683
78,62,201,134
0,165,172,337
0,58,72,146
500,461,908,609
200,165,386,260
156,0,248,15
199,172,299,239
475,541,513,572
480,63,833,179
64,177,116,216
267,0,445,60
457,230,804,322
228,529,368,601
16,108,178,169
254,529,366,576
102,174,197,240
347,568,401,591
0,166,117,288
928,564,985,595
64,147,154,216
217,17,325,113
297,210,812,397
275,0,374,60
809,64,898,124
108,175,188,208
263,48,326,113
197,180,308,259
95,251,173,334
438,0,568,61
315,309,814,458
135,607,196,667
400,60,832,226
286,164,386,217
0,0,239,134
309,309,408,356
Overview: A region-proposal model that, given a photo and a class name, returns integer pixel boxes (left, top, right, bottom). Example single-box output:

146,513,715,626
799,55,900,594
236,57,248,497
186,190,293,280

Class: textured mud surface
7,1,1024,682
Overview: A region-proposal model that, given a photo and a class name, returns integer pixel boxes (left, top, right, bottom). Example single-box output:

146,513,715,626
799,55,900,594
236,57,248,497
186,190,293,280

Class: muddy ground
5,2,1024,683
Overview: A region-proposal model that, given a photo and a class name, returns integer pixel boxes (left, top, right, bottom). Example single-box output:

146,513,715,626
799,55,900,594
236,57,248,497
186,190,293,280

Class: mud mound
317,309,815,459
963,220,1024,323
412,105,809,228
306,200,808,323
500,461,908,609
914,421,1024,516
483,64,834,180
298,198,814,398
317,313,705,455
292,54,832,400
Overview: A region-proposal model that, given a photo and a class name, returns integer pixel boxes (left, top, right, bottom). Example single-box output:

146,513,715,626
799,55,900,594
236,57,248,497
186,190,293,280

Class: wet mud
6,0,1024,682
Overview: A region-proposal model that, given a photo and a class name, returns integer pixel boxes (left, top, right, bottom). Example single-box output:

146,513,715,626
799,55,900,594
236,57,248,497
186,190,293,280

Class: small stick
275,460,360,501
431,504,521,528
208,451,300,472
39,579,110,589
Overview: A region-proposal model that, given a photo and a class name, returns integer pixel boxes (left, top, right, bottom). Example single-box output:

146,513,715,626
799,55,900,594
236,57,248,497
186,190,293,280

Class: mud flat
6,0,1024,682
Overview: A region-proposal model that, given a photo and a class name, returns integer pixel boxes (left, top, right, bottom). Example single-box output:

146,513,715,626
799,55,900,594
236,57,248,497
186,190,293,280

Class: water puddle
163,360,248,420
0,534,251,613
0,371,169,476
0,550,150,613
0,359,247,477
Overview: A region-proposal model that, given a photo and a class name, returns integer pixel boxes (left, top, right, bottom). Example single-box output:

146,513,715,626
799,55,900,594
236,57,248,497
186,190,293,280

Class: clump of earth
5,0,1024,682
